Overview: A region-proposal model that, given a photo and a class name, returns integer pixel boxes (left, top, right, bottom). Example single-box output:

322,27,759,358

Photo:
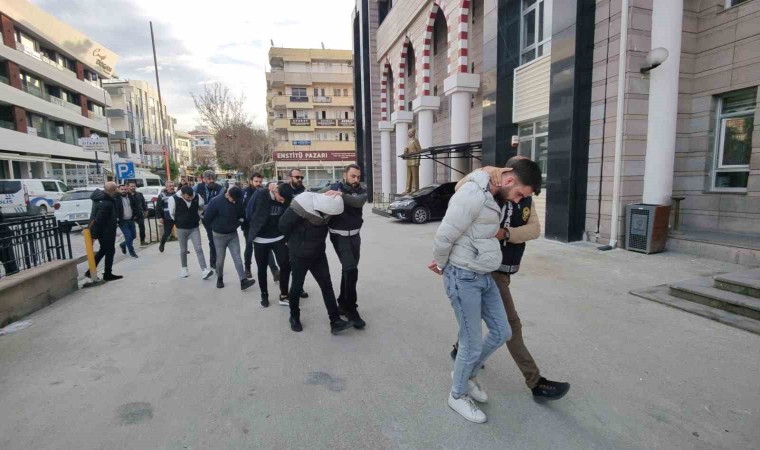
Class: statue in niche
404,127,421,193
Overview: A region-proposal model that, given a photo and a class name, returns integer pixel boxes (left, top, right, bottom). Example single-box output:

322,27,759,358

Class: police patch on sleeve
522,207,531,222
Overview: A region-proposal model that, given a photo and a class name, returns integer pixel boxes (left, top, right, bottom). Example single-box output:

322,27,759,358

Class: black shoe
140,241,149,246
217,277,224,289
300,291,309,299
159,242,165,253
241,278,256,291
290,316,303,332
103,273,123,281
260,294,270,308
347,310,366,329
120,244,126,254
330,319,353,334
129,252,138,258
532,377,570,402
245,266,252,279
273,270,280,282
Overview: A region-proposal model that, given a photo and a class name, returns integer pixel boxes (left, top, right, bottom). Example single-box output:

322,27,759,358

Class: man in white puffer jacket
430,166,539,424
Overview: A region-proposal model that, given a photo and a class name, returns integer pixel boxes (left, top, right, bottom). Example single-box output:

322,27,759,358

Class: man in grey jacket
429,164,541,424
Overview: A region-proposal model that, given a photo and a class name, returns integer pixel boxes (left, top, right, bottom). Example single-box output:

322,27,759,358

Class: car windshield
61,190,95,201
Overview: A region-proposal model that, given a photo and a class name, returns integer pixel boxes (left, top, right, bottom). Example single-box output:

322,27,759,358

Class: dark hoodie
89,189,117,241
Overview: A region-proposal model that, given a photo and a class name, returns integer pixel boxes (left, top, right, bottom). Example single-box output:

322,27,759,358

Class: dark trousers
203,222,216,266
244,228,280,273
94,236,116,275
288,253,340,322
254,239,290,296
329,233,361,313
137,217,146,242
160,218,175,245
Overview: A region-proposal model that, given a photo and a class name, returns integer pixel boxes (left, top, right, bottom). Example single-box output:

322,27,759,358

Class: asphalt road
1,206,759,449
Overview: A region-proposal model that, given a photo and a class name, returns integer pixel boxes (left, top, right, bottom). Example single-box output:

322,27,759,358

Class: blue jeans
444,265,511,398
119,220,137,254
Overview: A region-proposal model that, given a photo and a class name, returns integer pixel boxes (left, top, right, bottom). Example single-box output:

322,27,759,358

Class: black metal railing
372,192,394,211
0,215,73,279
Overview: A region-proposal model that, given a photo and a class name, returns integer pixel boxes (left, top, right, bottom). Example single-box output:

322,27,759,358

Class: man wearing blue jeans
116,184,139,258
430,165,541,423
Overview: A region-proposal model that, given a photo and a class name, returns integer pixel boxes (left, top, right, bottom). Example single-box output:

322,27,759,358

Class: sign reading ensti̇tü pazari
273,151,355,162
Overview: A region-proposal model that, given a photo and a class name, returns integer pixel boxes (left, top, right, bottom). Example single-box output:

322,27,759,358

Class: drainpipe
607,0,630,249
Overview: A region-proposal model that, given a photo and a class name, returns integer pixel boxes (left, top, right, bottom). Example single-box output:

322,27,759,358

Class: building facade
102,79,177,169
354,0,759,262
0,0,118,187
265,47,356,187
175,130,193,175
188,126,216,171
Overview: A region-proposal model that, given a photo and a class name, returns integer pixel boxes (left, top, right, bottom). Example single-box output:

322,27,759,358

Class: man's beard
499,185,514,202
291,180,303,188
346,179,360,188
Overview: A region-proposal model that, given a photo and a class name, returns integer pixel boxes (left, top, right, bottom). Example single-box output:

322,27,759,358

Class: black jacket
156,190,174,220
113,193,139,225
278,207,328,259
328,181,367,231
203,194,243,234
89,190,117,241
247,189,286,242
278,182,305,208
131,191,147,219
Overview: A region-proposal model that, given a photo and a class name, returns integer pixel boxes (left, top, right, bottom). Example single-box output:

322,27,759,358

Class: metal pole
103,88,115,179
150,21,172,182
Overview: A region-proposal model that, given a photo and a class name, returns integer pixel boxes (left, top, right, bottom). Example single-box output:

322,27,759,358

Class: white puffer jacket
433,171,501,274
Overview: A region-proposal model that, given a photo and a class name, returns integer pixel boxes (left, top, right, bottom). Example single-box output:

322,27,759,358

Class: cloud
30,0,355,131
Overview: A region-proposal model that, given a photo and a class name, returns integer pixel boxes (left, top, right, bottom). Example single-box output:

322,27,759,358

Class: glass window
334,89,341,96
713,88,756,190
41,181,58,192
517,120,549,188
521,0,552,65
291,87,307,97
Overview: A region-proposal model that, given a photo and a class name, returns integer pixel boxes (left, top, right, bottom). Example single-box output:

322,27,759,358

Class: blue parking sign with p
116,162,135,179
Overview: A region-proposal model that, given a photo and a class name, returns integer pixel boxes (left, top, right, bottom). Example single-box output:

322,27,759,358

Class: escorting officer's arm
247,190,269,242
507,208,541,244
167,196,177,221
432,186,481,268
202,197,218,227
278,207,299,240
197,196,206,216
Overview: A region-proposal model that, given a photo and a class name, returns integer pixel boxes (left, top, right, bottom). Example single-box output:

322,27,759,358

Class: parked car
123,170,163,188
2,179,69,215
137,187,162,218
0,180,30,217
54,187,100,231
389,182,456,224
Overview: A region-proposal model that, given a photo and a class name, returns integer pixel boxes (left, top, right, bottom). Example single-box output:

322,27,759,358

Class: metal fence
0,215,73,279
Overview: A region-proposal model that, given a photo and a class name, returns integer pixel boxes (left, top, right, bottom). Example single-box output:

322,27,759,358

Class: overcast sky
31,0,355,131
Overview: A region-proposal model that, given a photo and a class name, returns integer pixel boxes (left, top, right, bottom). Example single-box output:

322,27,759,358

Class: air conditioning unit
625,204,671,254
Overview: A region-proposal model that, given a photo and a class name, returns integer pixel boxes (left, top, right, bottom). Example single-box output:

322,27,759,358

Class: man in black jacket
116,184,139,258
157,181,176,253
277,168,305,207
203,186,255,291
87,182,123,281
327,164,367,329
128,181,148,246
247,184,290,308
279,192,352,334
195,170,225,268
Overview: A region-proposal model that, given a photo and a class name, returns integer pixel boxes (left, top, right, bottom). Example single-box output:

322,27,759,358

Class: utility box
625,204,671,254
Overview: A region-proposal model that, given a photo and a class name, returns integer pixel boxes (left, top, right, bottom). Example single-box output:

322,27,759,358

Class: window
42,181,58,192
345,112,349,119
343,89,349,97
313,88,319,96
520,0,552,64
712,88,756,190
334,89,342,96
726,0,750,7
517,120,549,188
291,87,307,98
294,110,309,119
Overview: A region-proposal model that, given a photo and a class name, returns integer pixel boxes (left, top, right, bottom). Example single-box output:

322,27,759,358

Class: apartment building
354,0,760,263
103,79,177,168
0,0,118,188
188,126,216,170
175,130,193,174
265,47,356,187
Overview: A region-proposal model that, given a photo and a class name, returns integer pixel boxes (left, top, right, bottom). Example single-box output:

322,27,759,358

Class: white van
0,179,69,215
122,170,163,188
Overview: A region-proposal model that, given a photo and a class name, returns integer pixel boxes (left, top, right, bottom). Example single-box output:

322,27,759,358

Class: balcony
267,70,284,87
311,72,352,84
113,130,134,140
313,96,332,104
289,96,309,103
107,108,127,118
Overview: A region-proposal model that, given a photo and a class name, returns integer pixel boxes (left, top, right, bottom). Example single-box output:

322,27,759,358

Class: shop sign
292,140,312,146
143,144,167,154
273,151,355,162
290,118,311,126
338,119,355,127
316,119,336,127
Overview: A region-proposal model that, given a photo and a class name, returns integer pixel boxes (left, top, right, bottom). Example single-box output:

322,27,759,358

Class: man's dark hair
289,168,302,177
127,180,136,186
345,164,361,173
507,158,542,196
250,172,263,180
227,186,243,201
180,186,194,196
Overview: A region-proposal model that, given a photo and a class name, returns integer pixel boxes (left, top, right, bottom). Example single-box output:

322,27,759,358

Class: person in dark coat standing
203,186,255,291
195,170,225,268
87,182,123,281
327,164,368,329
115,184,139,258
127,181,148,246
157,180,176,253
277,168,306,208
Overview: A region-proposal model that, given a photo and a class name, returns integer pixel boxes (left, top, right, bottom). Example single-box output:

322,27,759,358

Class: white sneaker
201,268,214,280
451,371,488,403
448,393,487,423
179,267,189,278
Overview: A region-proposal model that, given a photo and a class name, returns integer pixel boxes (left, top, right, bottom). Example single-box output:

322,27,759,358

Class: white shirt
167,193,205,221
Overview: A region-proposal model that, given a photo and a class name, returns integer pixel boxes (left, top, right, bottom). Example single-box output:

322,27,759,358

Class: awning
399,141,482,176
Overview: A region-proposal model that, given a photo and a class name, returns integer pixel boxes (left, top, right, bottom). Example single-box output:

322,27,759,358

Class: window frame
520,0,552,65
711,94,755,192
517,119,549,188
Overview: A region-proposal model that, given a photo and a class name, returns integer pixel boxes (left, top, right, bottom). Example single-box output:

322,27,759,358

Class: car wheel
38,204,48,215
412,206,429,224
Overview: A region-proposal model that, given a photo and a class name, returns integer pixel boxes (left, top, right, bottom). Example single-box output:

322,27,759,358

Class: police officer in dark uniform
277,168,309,299
327,164,367,328
195,170,225,268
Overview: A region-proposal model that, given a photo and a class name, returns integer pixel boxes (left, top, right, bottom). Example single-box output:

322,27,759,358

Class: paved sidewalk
1,207,758,449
